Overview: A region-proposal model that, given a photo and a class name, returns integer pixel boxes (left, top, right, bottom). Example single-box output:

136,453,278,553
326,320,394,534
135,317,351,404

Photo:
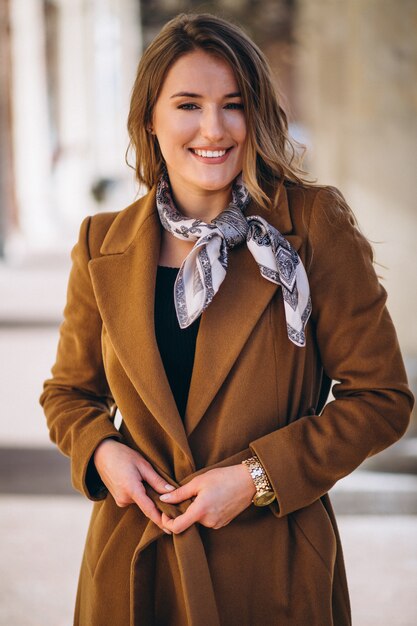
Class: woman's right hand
93,438,175,531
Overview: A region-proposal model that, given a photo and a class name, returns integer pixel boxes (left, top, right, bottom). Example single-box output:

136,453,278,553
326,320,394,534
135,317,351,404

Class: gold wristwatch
242,456,276,507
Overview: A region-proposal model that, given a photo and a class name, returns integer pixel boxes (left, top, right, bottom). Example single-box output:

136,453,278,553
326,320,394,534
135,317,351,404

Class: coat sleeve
249,187,414,517
39,216,123,500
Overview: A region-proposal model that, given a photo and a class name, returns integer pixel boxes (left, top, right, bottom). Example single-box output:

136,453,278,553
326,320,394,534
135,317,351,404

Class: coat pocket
84,497,149,579
84,497,130,578
291,497,337,578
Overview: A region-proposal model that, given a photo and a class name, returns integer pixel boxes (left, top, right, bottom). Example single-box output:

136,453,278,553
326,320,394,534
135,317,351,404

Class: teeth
193,149,227,158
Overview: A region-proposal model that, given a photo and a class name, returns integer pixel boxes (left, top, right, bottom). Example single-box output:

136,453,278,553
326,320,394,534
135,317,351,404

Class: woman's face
152,49,247,199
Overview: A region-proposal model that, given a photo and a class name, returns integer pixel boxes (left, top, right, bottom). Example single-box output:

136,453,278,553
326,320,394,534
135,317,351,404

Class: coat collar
89,182,301,463
99,178,299,256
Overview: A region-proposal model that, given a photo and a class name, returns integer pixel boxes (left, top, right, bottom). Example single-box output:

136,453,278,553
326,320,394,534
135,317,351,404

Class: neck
169,182,233,223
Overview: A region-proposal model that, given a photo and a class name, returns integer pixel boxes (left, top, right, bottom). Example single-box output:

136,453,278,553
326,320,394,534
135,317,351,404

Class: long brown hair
126,13,310,211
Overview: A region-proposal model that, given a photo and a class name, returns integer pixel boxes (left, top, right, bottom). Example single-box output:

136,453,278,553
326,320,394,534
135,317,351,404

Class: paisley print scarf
156,172,312,347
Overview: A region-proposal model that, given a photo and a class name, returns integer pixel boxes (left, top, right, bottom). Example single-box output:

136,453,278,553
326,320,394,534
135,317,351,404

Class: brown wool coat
40,181,414,626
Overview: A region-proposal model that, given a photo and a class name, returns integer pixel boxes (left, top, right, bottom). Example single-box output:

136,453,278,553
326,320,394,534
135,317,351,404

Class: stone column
52,0,142,233
0,0,17,257
52,0,95,239
87,0,142,211
295,0,417,357
9,0,55,252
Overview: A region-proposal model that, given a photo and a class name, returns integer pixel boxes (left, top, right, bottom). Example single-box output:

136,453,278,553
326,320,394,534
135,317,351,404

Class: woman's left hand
159,464,256,534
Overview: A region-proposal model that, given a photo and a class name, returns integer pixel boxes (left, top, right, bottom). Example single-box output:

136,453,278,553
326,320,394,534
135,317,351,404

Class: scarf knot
156,172,312,346
211,206,248,249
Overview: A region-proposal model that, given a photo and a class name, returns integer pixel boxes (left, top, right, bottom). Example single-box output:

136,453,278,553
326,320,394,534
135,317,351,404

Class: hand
159,464,257,534
93,439,175,531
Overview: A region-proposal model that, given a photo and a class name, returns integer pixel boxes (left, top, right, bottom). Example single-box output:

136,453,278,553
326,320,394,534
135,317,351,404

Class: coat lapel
88,181,301,447
184,182,302,436
88,189,195,467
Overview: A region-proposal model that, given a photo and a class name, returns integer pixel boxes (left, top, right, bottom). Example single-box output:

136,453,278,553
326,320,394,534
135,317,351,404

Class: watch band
242,455,276,506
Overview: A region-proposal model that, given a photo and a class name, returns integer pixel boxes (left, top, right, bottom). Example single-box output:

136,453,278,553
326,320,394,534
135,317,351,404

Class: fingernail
160,493,170,501
164,484,175,491
162,528,172,535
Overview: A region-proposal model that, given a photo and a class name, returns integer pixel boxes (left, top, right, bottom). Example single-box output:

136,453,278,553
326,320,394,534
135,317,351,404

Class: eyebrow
170,91,242,99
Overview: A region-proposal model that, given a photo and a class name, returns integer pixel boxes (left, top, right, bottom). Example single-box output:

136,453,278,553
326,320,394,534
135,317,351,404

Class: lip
188,146,233,164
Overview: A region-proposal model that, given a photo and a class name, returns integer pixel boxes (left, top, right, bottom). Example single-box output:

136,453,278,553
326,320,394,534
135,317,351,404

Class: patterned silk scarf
156,172,312,347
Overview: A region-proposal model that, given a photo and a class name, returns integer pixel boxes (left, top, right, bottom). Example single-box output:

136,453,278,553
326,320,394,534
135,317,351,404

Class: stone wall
295,0,417,365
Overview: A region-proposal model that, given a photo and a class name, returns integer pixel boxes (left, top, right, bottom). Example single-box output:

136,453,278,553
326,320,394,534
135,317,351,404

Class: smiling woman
151,50,247,221
39,12,413,626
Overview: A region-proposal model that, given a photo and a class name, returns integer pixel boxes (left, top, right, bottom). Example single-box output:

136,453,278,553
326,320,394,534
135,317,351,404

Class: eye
177,103,200,110
224,102,244,110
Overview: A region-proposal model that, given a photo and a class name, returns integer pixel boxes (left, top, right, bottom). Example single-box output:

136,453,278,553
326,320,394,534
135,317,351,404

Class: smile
190,148,230,158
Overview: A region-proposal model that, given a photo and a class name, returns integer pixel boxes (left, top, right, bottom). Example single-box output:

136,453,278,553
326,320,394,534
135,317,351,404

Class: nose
200,106,225,142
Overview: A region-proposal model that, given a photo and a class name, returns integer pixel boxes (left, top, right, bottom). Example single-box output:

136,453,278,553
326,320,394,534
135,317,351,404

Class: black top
154,266,201,420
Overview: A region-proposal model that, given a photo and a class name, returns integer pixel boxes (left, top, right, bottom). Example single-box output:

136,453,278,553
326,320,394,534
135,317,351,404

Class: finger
159,480,197,504
139,460,176,494
131,482,163,529
161,512,171,525
213,517,231,530
163,501,200,534
161,512,172,535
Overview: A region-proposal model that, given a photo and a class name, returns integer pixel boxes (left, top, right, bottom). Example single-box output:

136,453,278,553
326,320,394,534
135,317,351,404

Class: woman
39,13,413,626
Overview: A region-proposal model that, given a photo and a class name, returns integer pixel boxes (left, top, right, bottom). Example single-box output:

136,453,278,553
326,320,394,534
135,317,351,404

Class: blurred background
0,0,416,624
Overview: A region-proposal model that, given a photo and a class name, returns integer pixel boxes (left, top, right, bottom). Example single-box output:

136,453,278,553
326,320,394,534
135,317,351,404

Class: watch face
254,490,276,507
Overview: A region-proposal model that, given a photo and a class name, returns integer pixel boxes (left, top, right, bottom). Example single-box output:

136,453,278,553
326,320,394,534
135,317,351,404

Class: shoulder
282,180,373,269
284,181,355,228
80,190,155,259
282,181,361,248
74,211,120,260
86,211,120,258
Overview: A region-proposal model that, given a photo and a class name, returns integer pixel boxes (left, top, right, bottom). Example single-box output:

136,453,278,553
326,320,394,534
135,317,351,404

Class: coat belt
128,448,252,625
129,486,220,626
